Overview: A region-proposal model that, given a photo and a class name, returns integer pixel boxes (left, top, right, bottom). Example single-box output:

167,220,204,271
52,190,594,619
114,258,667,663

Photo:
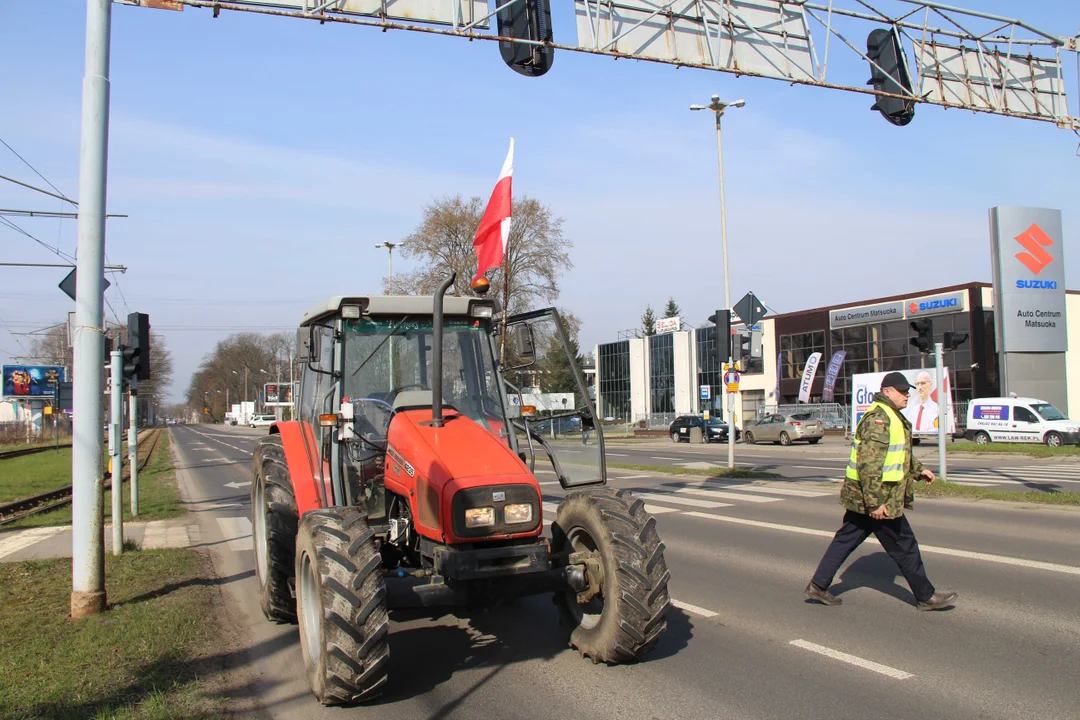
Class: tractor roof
300,295,491,326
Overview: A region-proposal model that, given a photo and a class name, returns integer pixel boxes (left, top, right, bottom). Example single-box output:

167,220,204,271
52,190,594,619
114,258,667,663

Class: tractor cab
293,288,605,528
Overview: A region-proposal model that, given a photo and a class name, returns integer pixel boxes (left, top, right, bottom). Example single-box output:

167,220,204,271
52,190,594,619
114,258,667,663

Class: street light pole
691,95,745,470
376,242,400,383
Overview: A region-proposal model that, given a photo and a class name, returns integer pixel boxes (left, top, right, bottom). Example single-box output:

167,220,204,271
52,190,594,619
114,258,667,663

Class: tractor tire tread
552,487,670,665
296,508,390,706
254,435,298,624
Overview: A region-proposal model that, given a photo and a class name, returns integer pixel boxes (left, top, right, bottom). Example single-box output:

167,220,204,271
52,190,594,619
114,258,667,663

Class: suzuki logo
1014,223,1055,275
908,302,918,314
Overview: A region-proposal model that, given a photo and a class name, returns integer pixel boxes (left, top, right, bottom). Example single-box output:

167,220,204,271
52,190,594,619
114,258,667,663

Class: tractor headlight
464,507,495,528
504,503,533,524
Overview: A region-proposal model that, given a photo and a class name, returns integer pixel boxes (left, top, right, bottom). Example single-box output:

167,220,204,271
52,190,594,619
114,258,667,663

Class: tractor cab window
503,309,606,488
341,315,510,442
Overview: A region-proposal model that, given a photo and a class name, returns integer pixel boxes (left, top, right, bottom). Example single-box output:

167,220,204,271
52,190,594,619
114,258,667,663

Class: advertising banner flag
850,368,957,435
3,365,65,399
797,352,822,403
775,352,782,401
821,351,847,402
263,382,298,407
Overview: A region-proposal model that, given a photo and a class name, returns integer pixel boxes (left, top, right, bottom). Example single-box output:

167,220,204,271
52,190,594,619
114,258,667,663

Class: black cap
880,371,914,393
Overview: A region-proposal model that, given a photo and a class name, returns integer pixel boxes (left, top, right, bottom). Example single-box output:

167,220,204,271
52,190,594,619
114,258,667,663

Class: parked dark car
669,415,740,443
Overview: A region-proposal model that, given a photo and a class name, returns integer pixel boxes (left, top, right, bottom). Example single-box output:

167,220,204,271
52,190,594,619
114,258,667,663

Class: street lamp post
376,242,400,383
691,95,744,470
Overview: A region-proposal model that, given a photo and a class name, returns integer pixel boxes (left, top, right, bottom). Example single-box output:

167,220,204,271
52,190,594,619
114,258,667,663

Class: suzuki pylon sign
990,207,1067,352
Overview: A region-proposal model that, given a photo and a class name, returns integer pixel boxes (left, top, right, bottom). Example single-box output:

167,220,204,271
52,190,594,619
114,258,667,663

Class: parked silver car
744,412,824,446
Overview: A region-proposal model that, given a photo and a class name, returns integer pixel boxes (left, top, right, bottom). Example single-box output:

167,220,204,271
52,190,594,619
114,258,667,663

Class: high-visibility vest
846,402,906,484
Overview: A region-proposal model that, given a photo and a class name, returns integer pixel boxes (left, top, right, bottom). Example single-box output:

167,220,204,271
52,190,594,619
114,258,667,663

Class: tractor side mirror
297,326,318,363
507,324,535,369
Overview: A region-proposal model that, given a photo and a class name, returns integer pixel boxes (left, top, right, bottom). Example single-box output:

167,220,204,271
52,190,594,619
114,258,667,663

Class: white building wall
629,337,648,419
673,331,694,415
728,318,779,426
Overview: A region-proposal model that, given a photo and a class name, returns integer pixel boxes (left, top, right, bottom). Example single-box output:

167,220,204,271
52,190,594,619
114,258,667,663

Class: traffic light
708,309,731,365
866,28,914,126
497,0,554,77
123,312,151,388
732,330,751,367
909,319,933,354
943,331,968,350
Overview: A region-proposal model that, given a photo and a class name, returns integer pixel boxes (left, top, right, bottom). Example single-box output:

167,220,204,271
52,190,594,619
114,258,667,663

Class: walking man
806,372,957,610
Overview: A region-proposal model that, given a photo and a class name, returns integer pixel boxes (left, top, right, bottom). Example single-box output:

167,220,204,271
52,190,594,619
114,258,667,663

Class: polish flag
472,138,514,283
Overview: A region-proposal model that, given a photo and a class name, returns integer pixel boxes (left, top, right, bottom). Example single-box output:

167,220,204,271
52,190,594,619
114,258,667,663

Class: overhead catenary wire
0,137,77,206
0,215,74,262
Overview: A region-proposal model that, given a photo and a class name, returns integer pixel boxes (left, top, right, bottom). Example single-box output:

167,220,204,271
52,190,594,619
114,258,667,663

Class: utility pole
71,0,112,619
128,389,138,517
692,96,745,470
935,342,947,483
110,349,123,555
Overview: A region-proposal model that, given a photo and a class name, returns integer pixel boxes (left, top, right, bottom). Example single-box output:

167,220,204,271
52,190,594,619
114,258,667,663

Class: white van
965,397,1079,447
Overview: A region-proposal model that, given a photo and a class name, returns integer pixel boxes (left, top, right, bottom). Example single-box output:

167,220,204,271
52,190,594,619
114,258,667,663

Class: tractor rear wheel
296,508,390,706
253,435,297,623
552,488,670,664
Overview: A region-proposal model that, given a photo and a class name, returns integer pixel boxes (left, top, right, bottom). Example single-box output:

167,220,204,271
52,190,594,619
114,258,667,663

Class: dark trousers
811,510,935,603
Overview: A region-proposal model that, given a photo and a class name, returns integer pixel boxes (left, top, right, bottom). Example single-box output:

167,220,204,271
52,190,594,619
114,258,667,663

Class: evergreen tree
662,297,681,319
641,305,657,336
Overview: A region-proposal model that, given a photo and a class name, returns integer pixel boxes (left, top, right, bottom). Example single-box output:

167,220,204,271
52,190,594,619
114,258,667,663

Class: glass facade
779,331,826,381
649,333,675,414
597,341,631,420
824,312,976,407
696,326,721,411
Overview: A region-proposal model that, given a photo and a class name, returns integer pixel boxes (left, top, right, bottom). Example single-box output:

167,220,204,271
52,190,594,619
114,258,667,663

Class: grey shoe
917,590,958,611
805,582,842,606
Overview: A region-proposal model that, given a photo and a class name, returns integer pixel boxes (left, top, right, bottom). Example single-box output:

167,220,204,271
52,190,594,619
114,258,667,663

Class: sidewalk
0,517,201,562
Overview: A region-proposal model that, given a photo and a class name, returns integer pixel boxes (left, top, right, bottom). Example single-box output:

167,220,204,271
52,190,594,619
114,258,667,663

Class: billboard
263,382,298,407
3,365,65,399
850,368,957,436
655,316,681,334
990,207,1067,353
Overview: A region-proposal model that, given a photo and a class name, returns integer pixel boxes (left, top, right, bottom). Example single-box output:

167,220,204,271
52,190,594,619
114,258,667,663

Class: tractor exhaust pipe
430,272,456,428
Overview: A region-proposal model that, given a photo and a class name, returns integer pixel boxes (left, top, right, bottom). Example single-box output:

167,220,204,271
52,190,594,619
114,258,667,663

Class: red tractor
251,276,670,704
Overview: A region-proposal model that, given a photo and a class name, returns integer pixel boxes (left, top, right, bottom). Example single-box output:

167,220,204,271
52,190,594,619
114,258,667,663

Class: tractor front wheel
552,488,670,664
296,508,390,705
253,435,297,623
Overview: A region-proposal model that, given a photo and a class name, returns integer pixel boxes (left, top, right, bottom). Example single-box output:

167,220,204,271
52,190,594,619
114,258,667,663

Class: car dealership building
593,281,1080,428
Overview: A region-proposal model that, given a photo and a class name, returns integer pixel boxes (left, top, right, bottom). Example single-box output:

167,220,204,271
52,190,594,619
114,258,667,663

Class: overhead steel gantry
121,0,1080,131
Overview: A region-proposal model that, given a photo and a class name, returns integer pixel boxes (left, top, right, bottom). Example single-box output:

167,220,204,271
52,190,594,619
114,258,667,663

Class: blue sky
1,1,1078,403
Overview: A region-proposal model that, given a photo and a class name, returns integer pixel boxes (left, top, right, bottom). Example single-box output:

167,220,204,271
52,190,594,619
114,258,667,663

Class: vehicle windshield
790,412,814,421
1031,403,1067,421
706,418,725,427
342,315,508,435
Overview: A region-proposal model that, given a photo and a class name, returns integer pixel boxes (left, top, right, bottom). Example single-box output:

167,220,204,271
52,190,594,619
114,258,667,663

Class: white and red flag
472,138,514,283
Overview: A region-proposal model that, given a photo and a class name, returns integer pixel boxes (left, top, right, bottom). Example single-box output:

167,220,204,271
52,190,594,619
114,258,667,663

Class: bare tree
391,194,572,313
186,332,299,421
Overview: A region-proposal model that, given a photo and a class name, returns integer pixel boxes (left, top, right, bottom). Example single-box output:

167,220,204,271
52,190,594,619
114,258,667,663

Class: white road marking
671,599,719,618
538,481,561,486
635,493,732,509
216,517,253,552
791,465,843,471
666,486,782,503
643,504,679,514
0,526,68,560
704,482,831,498
609,473,648,480
790,640,914,680
542,502,560,514
650,456,683,461
605,452,629,457
949,480,1003,487
684,512,1080,576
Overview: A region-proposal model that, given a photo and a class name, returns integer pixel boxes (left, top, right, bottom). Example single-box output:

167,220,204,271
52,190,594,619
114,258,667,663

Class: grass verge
609,462,780,479
6,431,184,529
0,548,229,719
947,443,1080,458
920,479,1080,506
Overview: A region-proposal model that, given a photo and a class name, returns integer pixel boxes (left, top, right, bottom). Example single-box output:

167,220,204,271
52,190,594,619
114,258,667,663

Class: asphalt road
172,424,1080,720
600,435,1080,493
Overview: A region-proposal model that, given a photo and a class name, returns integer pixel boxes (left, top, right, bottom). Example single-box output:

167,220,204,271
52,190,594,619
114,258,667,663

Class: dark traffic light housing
497,0,553,77
943,331,969,350
866,28,914,126
708,309,731,365
732,330,751,367
122,312,150,389
909,319,933,354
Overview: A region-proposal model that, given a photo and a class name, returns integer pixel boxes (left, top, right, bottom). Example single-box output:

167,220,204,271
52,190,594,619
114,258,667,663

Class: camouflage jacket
840,393,925,518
